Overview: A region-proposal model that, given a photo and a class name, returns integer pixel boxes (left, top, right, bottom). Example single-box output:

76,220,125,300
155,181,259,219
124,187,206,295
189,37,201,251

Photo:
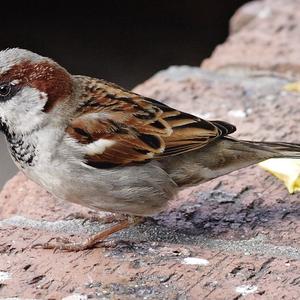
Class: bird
0,48,300,251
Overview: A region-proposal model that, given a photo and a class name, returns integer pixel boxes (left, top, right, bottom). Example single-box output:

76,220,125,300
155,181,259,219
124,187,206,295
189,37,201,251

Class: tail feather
226,137,300,159
164,137,300,188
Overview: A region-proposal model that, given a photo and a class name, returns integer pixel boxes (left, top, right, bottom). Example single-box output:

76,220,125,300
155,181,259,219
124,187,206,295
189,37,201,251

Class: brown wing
66,77,236,168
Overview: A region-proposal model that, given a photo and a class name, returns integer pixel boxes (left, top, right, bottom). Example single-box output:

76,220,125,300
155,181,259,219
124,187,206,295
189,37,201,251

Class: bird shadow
139,189,300,243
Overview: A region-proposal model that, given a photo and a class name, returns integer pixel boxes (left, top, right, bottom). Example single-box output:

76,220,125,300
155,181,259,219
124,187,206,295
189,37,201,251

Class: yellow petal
283,82,300,92
258,159,300,193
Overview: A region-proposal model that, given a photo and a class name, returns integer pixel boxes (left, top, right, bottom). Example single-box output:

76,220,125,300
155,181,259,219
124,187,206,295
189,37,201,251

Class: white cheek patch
85,139,116,155
2,86,48,133
9,86,46,108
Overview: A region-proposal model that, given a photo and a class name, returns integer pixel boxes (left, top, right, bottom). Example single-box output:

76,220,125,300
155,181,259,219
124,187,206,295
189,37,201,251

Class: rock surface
1,1,300,299
203,0,300,78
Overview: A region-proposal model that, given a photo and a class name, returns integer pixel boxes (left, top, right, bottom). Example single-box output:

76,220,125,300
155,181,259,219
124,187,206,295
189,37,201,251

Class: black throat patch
0,119,36,168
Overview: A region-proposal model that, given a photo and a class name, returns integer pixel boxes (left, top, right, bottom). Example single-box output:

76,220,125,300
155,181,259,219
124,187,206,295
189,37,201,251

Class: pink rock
203,0,300,77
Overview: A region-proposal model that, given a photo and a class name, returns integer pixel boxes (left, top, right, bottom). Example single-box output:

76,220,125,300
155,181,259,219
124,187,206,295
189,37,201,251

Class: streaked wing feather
67,77,236,167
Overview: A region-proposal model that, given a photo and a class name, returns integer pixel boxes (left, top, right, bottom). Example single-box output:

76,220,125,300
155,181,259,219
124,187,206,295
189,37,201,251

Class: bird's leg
34,216,143,251
65,211,123,225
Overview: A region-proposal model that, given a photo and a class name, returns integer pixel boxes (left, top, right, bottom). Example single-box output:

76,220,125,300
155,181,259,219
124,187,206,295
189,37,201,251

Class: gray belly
28,161,178,216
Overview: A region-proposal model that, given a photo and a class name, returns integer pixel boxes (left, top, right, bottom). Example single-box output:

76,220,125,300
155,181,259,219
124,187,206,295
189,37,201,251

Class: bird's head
0,48,73,136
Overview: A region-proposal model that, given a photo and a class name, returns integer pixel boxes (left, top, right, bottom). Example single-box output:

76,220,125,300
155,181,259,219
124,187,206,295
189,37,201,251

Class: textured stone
202,0,300,77
230,1,263,33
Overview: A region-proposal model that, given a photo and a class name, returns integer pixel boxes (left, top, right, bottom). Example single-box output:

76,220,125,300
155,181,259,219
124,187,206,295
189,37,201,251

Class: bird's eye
0,84,11,97
0,83,19,102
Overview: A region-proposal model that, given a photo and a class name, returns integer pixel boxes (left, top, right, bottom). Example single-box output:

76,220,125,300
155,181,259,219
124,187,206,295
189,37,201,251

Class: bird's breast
8,136,37,168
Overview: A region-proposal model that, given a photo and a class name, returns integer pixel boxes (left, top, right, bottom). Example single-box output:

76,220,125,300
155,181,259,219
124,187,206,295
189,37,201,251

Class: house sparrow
0,48,300,251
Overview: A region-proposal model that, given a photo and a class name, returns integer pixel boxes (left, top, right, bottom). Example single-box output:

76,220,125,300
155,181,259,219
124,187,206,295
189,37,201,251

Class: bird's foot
33,216,143,251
